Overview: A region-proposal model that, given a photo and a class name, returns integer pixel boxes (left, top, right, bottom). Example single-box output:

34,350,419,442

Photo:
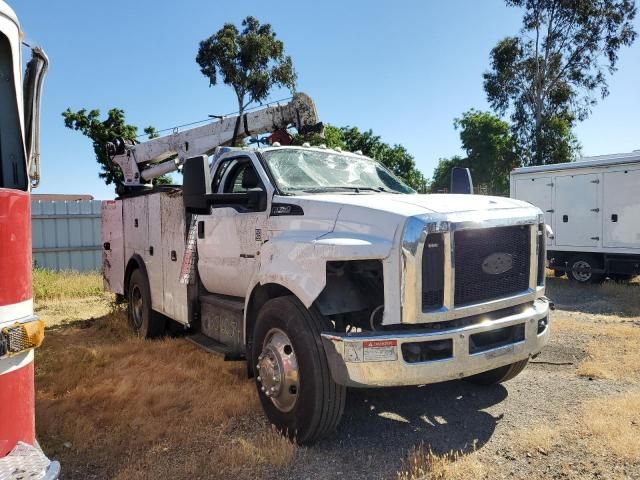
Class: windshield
262,149,415,194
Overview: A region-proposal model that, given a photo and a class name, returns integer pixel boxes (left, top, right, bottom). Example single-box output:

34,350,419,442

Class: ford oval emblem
482,252,513,275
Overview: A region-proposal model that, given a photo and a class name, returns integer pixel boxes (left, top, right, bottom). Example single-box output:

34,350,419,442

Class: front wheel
466,359,529,386
252,296,346,444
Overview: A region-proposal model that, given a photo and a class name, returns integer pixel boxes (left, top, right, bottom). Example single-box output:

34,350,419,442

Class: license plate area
469,323,525,355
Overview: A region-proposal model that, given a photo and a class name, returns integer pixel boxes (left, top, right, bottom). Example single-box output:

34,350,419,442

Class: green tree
454,110,518,194
484,0,636,166
62,108,170,190
294,125,427,191
196,16,297,144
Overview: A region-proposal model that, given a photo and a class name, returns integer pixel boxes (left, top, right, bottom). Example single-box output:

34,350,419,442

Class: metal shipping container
31,199,102,271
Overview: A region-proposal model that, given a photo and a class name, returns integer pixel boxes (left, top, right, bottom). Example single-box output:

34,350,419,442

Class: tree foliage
430,111,517,195
484,0,636,165
454,110,518,193
293,125,427,191
196,16,297,144
62,108,170,191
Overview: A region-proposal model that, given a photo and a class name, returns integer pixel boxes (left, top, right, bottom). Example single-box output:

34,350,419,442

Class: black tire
252,296,346,444
466,358,529,386
566,255,605,284
127,269,165,338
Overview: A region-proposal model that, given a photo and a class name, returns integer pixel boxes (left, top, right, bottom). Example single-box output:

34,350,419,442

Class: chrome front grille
402,211,544,325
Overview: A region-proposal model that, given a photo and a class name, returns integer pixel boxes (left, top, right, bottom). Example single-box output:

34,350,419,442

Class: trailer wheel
127,269,165,338
466,359,529,386
567,255,605,284
252,296,346,444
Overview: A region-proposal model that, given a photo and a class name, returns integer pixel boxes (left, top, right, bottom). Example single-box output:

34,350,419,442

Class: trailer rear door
554,173,601,248
603,168,640,249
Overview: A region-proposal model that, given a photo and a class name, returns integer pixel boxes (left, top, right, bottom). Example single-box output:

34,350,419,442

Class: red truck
0,1,58,477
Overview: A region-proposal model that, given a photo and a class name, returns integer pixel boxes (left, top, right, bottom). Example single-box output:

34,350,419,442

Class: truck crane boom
107,92,322,189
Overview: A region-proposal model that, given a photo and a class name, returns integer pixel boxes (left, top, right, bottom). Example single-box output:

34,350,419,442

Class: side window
0,34,28,190
224,162,262,193
211,159,232,192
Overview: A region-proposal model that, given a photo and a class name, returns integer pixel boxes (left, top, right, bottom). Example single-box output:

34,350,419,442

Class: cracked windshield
262,149,415,194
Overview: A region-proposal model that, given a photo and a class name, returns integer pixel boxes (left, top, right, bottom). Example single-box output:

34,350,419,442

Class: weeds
33,268,103,302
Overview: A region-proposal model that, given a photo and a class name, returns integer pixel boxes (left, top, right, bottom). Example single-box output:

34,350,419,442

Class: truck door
603,168,640,249
513,176,554,232
554,173,601,247
197,154,269,297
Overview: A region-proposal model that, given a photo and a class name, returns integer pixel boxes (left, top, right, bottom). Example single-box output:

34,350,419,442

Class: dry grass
396,445,486,480
581,392,640,461
553,317,640,381
546,276,640,318
511,423,561,455
35,296,295,479
33,268,103,302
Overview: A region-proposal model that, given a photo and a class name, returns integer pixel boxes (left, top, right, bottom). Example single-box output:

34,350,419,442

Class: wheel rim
572,260,592,282
256,328,299,413
130,285,144,329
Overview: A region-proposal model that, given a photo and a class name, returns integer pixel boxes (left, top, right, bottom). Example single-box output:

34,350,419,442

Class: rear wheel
567,255,605,284
252,296,346,444
466,359,529,386
127,269,165,338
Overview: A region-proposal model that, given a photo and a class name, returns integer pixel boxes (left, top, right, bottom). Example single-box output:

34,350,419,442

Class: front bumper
321,298,550,387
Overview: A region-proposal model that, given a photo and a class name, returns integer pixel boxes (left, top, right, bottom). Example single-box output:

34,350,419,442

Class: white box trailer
510,152,640,283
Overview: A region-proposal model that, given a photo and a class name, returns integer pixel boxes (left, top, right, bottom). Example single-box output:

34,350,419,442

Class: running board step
186,333,245,361
199,293,244,312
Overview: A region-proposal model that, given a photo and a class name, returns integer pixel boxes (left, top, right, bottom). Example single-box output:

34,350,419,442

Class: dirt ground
34,275,640,480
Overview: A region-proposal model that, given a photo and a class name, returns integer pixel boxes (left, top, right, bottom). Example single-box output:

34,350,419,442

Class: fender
124,253,149,294
243,230,394,343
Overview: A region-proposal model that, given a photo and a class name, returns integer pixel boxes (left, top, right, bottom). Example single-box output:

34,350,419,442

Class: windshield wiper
301,186,400,194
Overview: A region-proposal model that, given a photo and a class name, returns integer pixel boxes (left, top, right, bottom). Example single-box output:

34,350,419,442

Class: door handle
590,237,600,241
171,250,177,261
591,208,600,212
611,214,618,222
198,221,205,239
562,215,568,223
546,209,554,213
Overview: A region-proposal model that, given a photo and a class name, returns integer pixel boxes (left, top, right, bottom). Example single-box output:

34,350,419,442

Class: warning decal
363,340,398,362
345,339,398,363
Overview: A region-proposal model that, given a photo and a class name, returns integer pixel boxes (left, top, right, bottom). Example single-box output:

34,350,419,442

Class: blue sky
14,0,640,199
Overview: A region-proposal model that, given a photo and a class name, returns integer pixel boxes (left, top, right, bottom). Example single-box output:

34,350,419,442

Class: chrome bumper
320,298,550,387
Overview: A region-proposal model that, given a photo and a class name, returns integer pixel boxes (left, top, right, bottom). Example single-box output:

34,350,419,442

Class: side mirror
450,167,473,194
247,189,268,212
183,155,212,213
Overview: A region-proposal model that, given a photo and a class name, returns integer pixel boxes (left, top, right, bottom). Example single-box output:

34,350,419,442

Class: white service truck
511,152,640,283
102,94,551,443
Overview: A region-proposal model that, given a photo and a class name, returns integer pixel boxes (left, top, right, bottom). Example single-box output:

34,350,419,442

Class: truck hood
295,193,532,215
269,193,541,248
